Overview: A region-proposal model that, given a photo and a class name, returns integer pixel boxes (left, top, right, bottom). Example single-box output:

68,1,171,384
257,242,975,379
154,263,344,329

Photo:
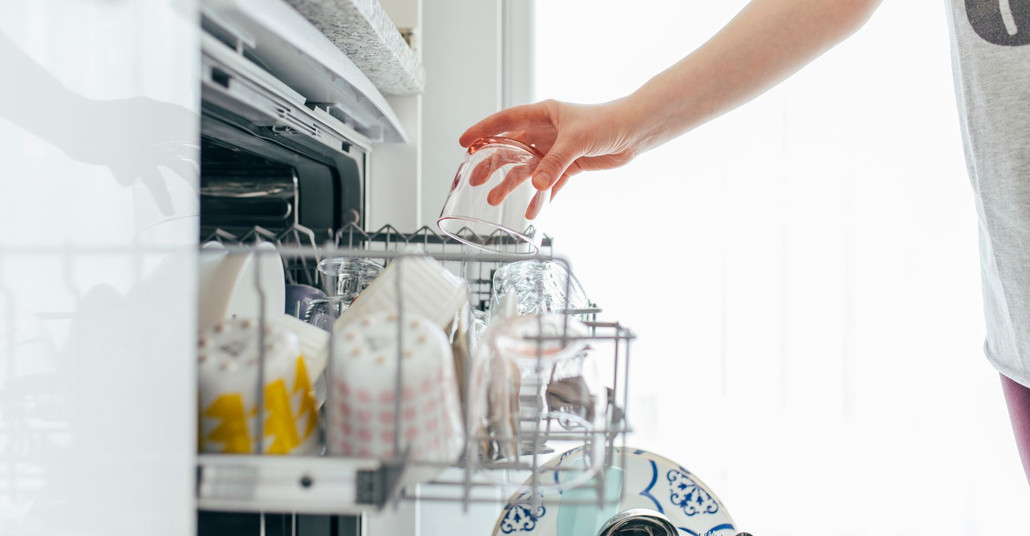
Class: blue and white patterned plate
492,446,737,536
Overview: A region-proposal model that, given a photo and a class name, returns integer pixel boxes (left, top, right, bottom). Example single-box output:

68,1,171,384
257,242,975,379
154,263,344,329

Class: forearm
620,0,882,151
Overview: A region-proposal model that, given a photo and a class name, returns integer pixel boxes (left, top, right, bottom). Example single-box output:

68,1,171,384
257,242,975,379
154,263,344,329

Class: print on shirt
967,0,1030,46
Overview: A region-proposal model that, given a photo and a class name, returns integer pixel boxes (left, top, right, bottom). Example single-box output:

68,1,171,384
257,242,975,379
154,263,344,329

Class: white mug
328,311,463,484
197,317,321,455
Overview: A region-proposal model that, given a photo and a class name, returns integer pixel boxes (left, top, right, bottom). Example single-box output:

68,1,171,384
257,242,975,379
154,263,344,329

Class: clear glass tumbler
491,314,590,455
437,137,549,255
304,257,383,331
491,259,595,319
316,257,384,300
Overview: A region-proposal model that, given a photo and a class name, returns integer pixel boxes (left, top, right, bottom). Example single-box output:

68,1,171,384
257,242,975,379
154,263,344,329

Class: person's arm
460,0,883,198
621,0,882,154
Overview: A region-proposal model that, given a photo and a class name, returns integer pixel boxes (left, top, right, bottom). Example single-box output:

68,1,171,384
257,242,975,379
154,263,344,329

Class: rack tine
203,228,239,245
238,225,277,245
275,223,322,286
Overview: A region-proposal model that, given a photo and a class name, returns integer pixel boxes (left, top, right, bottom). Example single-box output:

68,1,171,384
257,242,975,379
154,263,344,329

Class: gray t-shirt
947,0,1030,388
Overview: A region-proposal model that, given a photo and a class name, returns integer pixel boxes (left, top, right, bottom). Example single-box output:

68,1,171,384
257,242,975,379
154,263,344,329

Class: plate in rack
492,446,737,536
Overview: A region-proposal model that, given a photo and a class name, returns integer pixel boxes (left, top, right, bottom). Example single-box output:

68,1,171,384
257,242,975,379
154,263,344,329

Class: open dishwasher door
0,1,201,535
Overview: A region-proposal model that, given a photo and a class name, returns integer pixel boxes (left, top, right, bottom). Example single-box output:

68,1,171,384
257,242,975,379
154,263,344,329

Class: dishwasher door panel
0,1,201,534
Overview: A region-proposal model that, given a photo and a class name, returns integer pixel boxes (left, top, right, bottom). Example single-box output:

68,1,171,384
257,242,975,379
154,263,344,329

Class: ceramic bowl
197,241,286,332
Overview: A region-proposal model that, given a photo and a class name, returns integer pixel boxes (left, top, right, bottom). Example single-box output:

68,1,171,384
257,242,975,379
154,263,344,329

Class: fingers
459,102,551,147
530,140,577,191
550,173,571,201
525,190,548,220
468,152,503,187
460,107,525,146
447,164,465,193
486,164,533,205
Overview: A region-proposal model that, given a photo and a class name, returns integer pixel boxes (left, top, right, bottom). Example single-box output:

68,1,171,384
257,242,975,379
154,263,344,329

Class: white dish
197,241,286,332
492,446,737,536
197,241,230,333
334,249,469,332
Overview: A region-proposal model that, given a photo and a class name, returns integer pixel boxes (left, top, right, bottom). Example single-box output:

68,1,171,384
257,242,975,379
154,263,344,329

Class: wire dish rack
194,223,635,515
201,222,558,312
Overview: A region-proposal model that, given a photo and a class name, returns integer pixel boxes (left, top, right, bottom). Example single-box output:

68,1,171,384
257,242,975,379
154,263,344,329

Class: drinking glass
491,314,590,454
491,259,596,319
304,257,383,331
437,137,549,255
316,257,383,299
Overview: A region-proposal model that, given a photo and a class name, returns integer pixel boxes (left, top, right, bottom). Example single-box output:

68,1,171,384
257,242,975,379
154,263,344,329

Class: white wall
533,1,1030,535
370,0,423,231
419,0,506,230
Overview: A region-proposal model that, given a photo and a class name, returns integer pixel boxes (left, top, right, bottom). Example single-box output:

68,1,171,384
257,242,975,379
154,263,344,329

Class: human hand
459,99,642,217
458,136,546,220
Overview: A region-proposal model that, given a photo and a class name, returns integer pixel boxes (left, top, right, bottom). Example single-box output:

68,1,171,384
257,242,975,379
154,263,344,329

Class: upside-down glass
491,259,596,320
304,257,383,331
437,137,549,255
316,257,384,300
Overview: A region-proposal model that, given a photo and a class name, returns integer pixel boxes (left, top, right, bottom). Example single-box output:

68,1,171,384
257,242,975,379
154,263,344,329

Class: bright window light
533,1,1030,534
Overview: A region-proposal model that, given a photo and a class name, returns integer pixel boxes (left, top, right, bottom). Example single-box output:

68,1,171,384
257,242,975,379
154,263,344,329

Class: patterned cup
197,317,321,455
327,311,463,485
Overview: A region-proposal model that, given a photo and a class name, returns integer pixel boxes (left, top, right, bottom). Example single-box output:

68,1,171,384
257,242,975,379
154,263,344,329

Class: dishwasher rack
201,222,560,313
195,223,635,516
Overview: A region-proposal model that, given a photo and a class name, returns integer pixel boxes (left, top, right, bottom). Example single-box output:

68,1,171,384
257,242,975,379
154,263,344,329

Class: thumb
531,141,578,190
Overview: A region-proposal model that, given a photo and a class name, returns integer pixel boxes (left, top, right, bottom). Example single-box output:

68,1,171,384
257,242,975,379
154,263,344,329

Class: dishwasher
191,2,650,533
0,1,744,535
